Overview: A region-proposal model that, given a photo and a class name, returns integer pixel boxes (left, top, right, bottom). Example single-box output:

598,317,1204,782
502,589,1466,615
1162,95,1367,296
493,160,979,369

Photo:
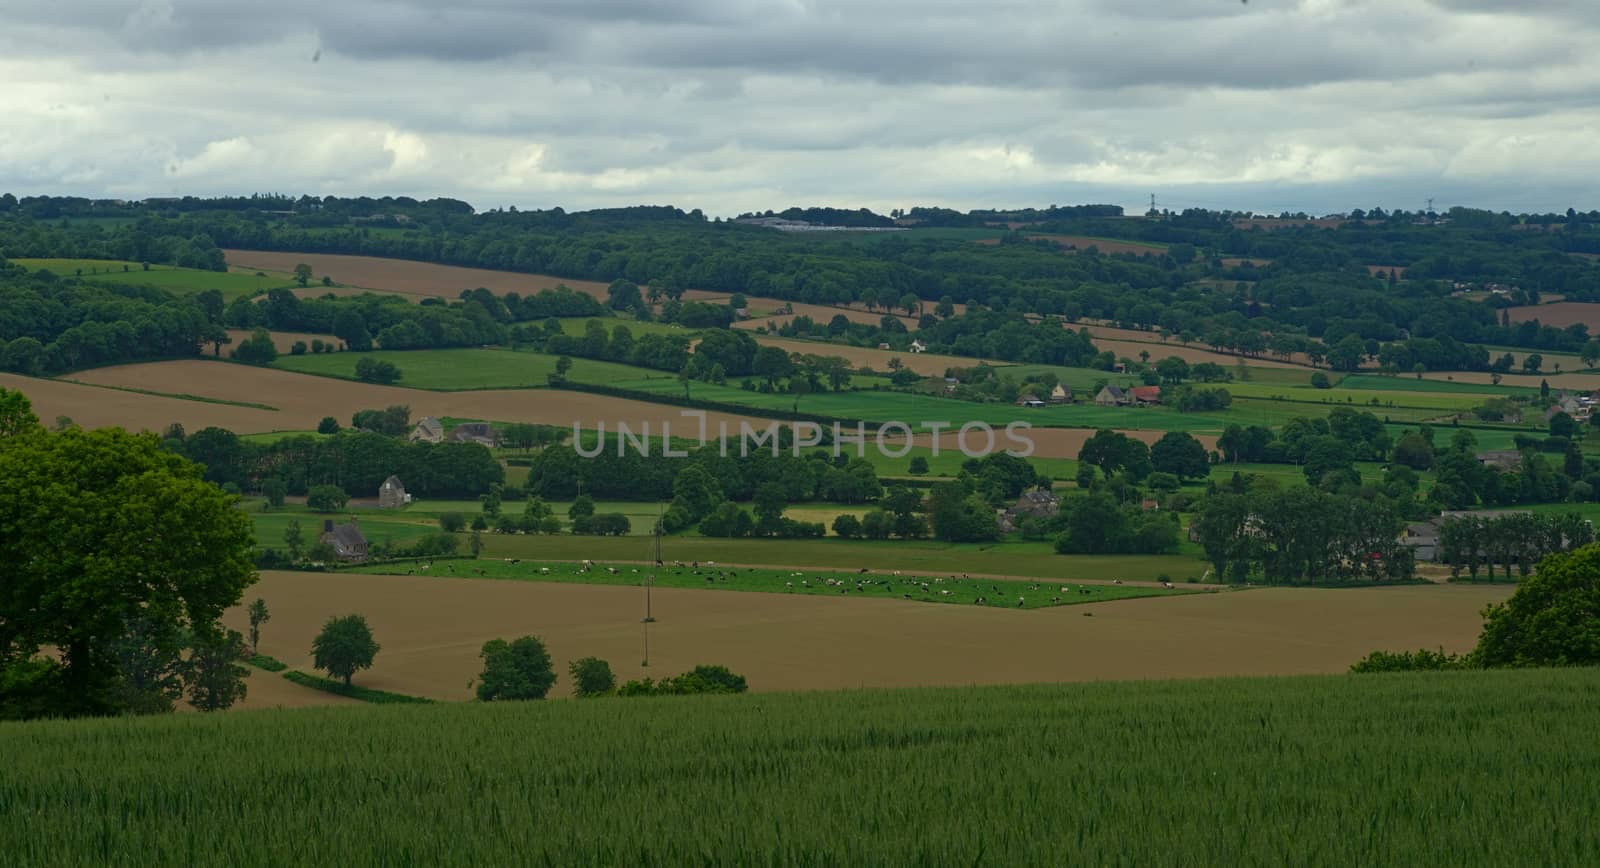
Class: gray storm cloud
1,0,1596,213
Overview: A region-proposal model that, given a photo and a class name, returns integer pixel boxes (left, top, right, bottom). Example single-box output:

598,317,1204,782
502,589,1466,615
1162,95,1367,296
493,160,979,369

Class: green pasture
7,670,1597,865
271,348,663,390
13,258,299,299
479,533,1207,583
351,559,1199,609
1338,374,1538,398
554,316,695,339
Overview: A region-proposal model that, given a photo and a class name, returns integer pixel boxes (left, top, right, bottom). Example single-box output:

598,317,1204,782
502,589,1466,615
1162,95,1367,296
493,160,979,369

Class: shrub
569,657,616,698
476,636,557,701
355,357,403,385
617,665,748,697
1310,372,1332,389
439,512,466,533
247,654,288,672
1350,648,1468,673
831,514,863,539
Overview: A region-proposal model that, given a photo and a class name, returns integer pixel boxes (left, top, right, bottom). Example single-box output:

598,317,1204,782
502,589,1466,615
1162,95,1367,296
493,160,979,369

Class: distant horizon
6,190,1598,222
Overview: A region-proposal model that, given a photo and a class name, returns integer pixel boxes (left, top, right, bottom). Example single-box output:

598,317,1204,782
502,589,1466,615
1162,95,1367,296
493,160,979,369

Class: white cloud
0,0,1596,213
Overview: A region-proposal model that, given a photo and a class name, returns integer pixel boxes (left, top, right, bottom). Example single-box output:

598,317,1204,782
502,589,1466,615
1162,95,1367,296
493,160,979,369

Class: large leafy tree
0,419,257,717
1149,431,1210,481
311,614,380,686
1474,544,1600,668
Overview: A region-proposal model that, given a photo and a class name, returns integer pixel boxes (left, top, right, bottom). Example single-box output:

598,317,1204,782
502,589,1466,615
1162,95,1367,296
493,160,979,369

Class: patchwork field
29,361,1208,458
223,250,615,302
225,570,1506,700
12,257,300,299
271,347,662,390
737,335,986,375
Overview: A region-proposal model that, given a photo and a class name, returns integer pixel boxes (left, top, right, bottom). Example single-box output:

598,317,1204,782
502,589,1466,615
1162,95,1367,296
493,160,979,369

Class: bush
355,357,403,384
476,636,557,701
439,512,466,533
569,657,616,698
573,513,631,536
306,484,349,512
831,514,863,539
908,456,930,475
291,341,308,355
1310,372,1331,389
1350,648,1468,673
317,416,340,435
617,664,749,697
247,654,288,672
282,671,431,704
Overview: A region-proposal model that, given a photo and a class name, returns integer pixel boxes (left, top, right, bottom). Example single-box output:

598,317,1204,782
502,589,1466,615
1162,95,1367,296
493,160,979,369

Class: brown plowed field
228,570,1508,699
22,362,1197,458
2,372,286,433
63,361,768,435
223,250,614,301
977,235,1168,257
1505,302,1600,332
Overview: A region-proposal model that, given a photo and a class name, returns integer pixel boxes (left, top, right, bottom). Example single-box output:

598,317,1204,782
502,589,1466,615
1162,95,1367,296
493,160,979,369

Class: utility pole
642,503,661,668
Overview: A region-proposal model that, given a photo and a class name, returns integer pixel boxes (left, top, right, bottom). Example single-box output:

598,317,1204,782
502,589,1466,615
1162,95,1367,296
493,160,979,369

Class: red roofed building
1130,385,1162,405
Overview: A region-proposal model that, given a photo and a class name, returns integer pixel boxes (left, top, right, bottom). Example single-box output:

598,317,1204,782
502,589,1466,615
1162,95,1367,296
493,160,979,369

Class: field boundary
282,670,435,704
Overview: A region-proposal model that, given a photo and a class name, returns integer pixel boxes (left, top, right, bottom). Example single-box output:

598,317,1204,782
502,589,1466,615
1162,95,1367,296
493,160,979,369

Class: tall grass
2,669,1596,866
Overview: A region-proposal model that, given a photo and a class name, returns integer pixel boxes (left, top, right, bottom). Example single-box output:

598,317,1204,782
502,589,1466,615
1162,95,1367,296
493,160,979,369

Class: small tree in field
438,512,466,533
282,520,304,560
476,636,557,701
187,629,249,712
569,657,616,698
312,614,380,687
293,263,312,287
261,478,287,509
246,598,271,653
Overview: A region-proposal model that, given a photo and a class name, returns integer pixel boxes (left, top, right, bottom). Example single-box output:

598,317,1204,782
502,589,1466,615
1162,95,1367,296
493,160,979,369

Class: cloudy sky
2,0,1596,216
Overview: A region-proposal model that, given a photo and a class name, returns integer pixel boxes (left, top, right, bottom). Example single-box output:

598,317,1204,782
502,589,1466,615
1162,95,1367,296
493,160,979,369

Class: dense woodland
5,194,1600,368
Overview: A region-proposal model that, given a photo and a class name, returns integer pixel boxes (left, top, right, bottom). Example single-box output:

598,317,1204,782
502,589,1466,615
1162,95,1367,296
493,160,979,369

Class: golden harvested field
227,571,1508,699
749,336,989,376
978,235,1168,257
29,361,1197,458
728,299,920,332
1,372,286,432
1093,338,1302,369
223,250,614,302
224,329,342,354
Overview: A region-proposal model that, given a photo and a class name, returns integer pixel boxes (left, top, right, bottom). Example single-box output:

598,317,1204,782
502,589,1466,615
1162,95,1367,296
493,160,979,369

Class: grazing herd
375,559,1200,610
